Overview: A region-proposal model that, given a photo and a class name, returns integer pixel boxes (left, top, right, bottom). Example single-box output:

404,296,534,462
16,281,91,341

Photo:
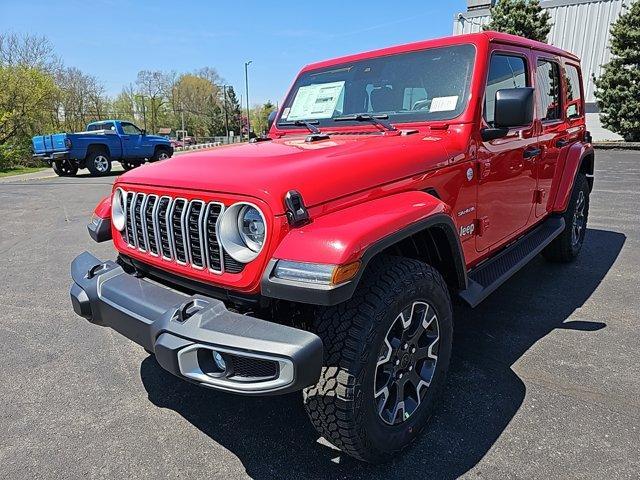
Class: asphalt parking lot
1,150,638,479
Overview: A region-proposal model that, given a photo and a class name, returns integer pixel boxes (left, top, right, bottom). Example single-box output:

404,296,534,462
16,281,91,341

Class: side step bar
459,216,565,307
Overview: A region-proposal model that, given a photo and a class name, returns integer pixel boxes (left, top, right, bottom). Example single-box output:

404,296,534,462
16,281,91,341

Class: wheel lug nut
408,365,413,371
395,359,400,366
398,372,403,379
402,343,408,350
411,346,416,354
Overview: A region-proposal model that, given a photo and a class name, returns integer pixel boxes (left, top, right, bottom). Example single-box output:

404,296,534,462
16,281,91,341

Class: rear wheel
52,160,78,177
303,256,453,463
543,173,590,262
86,150,112,176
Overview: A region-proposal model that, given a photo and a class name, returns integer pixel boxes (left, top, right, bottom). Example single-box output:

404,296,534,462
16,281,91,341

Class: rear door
533,55,569,217
476,47,539,252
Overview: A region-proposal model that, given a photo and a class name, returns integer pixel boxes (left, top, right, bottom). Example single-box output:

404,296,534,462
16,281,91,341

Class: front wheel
150,147,171,162
86,151,112,176
52,160,78,177
303,256,453,463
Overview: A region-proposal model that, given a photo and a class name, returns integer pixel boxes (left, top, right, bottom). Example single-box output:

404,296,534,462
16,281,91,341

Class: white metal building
453,0,637,140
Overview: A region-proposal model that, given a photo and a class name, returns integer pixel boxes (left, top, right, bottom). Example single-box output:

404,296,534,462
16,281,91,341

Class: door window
121,123,142,135
565,64,583,119
484,54,528,126
536,60,562,122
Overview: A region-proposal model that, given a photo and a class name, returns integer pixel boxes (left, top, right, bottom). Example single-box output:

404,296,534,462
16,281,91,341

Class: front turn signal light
331,261,361,285
273,260,361,286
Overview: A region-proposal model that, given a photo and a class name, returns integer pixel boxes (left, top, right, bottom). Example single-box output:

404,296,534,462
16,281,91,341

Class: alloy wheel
571,190,586,246
94,155,109,173
374,301,440,426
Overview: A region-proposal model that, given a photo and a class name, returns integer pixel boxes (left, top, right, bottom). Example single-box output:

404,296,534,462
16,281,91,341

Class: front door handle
556,139,569,148
523,147,542,159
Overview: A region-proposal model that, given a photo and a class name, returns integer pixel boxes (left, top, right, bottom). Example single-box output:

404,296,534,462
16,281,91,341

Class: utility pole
137,94,147,131
181,107,185,141
244,61,252,139
222,84,229,141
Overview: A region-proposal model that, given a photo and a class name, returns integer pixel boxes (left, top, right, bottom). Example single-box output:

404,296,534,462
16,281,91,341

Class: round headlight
219,202,267,263
111,188,126,232
238,205,266,252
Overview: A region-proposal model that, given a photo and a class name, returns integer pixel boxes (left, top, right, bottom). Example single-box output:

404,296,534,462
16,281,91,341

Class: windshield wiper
277,120,322,134
333,113,397,132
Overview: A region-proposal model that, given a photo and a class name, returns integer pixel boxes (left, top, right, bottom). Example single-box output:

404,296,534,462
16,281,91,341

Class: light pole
244,60,252,139
221,84,229,140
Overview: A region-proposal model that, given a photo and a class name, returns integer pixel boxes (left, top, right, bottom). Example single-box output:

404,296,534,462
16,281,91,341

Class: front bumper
70,251,323,395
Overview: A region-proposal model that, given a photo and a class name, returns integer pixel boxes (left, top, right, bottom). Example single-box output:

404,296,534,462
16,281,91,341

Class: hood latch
284,190,310,227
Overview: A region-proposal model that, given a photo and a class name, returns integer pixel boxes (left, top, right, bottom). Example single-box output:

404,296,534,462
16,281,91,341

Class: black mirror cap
267,110,278,131
494,87,535,128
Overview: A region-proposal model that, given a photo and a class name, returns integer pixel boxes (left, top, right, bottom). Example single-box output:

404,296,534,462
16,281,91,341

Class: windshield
278,44,476,129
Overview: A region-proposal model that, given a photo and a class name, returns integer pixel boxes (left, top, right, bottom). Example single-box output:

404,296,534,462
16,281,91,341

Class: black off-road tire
543,173,590,263
86,150,112,176
303,255,453,463
150,146,172,162
52,160,78,177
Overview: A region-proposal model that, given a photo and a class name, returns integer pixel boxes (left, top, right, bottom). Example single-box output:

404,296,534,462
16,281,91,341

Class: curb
593,142,640,151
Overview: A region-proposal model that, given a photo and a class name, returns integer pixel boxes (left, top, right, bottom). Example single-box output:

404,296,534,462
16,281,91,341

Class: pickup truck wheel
150,147,171,162
121,160,139,171
52,160,78,177
303,255,453,463
543,173,590,263
86,151,112,176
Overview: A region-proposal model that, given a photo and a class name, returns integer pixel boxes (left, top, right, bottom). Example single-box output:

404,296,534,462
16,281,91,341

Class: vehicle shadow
140,228,625,480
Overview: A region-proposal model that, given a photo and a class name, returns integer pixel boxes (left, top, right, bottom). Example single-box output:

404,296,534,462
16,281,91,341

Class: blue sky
0,0,467,106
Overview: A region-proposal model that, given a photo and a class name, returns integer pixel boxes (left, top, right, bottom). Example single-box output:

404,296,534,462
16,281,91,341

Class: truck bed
32,129,117,156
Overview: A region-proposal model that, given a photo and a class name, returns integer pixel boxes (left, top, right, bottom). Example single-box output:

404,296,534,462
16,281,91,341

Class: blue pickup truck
32,120,173,176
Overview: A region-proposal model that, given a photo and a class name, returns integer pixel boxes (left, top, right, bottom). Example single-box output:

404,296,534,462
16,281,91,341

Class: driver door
120,122,144,157
476,48,540,252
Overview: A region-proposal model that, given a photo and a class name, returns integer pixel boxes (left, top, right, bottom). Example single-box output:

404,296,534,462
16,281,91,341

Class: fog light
213,351,226,371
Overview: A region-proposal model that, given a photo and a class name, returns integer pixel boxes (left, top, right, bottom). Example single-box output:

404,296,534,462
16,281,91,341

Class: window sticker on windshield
286,81,345,120
429,96,459,113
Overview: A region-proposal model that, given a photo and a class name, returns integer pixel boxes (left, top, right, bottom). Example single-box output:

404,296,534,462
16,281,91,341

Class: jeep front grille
122,191,230,274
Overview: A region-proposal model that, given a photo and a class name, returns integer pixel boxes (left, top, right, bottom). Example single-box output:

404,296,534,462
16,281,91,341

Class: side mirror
267,110,278,131
482,87,535,141
141,129,146,135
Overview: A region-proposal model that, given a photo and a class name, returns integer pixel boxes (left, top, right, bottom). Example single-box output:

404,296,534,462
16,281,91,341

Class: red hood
118,132,454,214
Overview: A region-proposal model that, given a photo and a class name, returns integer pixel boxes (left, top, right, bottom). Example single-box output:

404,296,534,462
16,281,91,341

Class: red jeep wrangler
71,32,593,462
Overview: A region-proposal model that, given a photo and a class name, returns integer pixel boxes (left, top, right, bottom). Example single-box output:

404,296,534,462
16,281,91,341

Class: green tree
225,86,242,136
484,0,552,43
0,65,57,167
250,101,276,136
595,2,640,141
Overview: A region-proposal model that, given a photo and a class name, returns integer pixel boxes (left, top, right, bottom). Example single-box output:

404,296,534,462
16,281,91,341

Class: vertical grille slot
124,192,135,246
204,202,224,273
170,199,188,264
156,197,172,259
186,201,205,268
133,193,146,251
144,195,158,255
